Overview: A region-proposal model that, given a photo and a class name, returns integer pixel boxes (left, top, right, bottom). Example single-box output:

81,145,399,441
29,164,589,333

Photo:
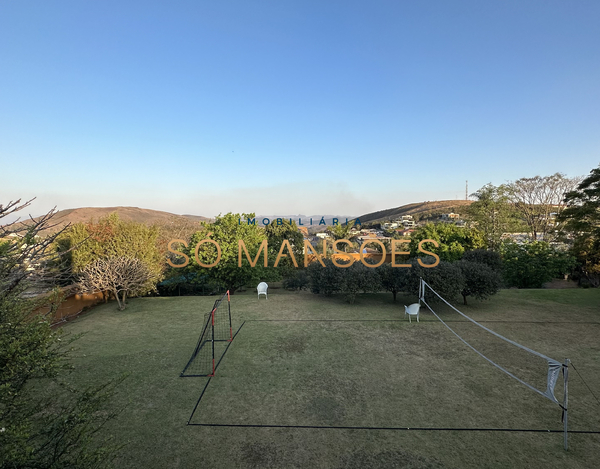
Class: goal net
181,291,232,377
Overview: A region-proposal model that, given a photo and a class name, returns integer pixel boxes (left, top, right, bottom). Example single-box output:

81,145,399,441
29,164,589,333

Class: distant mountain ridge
355,200,473,224
26,206,211,233
11,202,473,235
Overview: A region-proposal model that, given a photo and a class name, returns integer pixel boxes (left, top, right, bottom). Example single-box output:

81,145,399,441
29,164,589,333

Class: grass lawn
62,287,600,468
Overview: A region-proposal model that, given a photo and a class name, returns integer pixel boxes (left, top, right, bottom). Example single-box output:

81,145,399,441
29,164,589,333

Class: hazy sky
1,1,599,219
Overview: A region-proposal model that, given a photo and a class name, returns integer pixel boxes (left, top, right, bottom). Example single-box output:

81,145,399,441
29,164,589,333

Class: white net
419,279,564,407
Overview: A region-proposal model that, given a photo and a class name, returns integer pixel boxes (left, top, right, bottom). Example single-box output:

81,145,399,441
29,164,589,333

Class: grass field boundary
186,423,600,434
248,319,600,324
184,319,600,436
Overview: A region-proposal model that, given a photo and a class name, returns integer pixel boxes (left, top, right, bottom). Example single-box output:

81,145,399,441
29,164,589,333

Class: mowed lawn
63,287,600,469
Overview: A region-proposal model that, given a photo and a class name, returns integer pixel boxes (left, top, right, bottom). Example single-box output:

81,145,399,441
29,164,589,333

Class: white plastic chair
257,282,268,299
404,303,420,323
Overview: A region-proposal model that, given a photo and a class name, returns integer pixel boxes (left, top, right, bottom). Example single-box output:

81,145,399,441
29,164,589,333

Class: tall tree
56,213,164,294
507,173,582,241
187,213,273,293
467,184,520,250
409,223,485,262
264,219,304,278
1,199,121,468
558,164,600,286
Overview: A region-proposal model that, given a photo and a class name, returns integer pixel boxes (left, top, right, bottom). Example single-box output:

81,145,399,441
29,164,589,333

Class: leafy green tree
462,249,502,272
1,199,121,468
56,213,163,292
306,259,343,295
327,221,358,252
282,269,309,291
409,223,485,262
340,262,381,304
264,219,304,279
407,260,465,302
501,241,576,288
378,263,409,302
559,164,600,286
457,260,502,305
187,213,273,293
467,184,520,250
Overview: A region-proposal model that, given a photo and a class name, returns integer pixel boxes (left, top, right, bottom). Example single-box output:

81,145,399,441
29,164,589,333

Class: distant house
440,212,460,221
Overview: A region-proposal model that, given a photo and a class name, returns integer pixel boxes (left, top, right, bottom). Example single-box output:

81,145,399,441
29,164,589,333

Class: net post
227,290,233,341
210,308,216,377
563,358,570,451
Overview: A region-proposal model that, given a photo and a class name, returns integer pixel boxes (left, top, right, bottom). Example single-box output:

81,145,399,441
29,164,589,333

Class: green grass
62,288,600,469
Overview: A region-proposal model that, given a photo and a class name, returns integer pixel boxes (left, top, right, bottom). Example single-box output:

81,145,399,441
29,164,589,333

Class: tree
558,164,600,286
507,173,582,241
457,260,502,305
327,221,358,252
501,241,576,288
264,219,304,279
306,259,343,295
467,184,520,250
409,223,485,262
378,262,409,302
462,249,502,272
79,257,160,310
187,213,273,293
407,260,466,302
340,262,381,304
1,199,121,468
56,213,164,292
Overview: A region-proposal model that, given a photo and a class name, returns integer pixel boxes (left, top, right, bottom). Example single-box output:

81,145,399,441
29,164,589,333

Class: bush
462,249,502,271
458,260,502,305
502,242,576,288
407,260,465,302
307,259,343,295
283,269,309,291
378,263,409,302
341,263,382,303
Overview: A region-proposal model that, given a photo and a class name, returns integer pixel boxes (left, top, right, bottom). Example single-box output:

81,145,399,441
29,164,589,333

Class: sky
1,0,599,219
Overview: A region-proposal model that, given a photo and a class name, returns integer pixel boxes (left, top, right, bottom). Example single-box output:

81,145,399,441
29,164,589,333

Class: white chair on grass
404,303,420,323
257,282,268,299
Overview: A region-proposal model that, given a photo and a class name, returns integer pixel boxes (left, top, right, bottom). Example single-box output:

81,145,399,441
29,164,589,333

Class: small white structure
404,303,420,323
257,282,268,299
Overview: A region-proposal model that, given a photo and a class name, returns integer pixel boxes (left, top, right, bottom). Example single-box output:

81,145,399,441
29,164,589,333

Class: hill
355,200,473,224
27,206,211,234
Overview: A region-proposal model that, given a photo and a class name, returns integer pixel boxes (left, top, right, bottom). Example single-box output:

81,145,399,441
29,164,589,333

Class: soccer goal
181,290,233,377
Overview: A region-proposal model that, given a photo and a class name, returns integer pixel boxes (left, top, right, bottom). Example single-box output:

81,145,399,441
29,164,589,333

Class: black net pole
210,308,216,377
227,290,233,341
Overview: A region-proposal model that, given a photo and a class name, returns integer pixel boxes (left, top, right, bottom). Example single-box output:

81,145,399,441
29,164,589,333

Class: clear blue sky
1,0,599,218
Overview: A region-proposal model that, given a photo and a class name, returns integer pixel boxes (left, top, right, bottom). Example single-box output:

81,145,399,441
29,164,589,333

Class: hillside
27,206,211,234
355,200,473,224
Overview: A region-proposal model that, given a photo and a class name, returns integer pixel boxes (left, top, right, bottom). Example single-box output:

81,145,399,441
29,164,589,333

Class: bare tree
78,256,159,310
0,198,70,299
507,173,582,241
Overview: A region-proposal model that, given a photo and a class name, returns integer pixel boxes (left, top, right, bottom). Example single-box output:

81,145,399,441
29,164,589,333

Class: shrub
458,260,502,305
502,242,576,288
462,249,502,271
